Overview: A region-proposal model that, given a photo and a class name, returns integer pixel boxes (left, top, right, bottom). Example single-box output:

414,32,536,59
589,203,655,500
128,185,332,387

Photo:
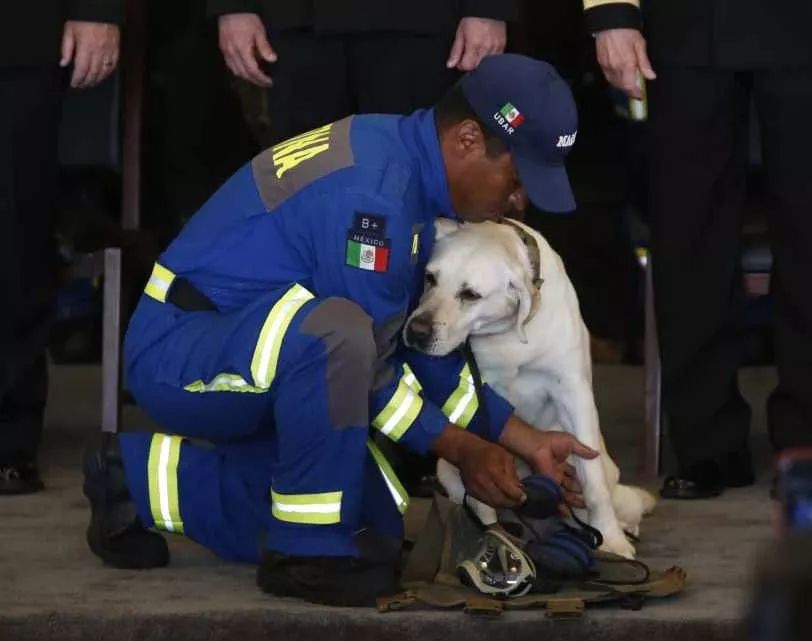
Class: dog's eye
459,288,482,302
425,272,437,287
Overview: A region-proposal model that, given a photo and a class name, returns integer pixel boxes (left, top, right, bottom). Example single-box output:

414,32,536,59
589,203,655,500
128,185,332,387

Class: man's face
442,120,529,223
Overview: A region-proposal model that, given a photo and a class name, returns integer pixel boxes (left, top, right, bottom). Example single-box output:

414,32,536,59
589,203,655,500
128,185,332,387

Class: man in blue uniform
82,54,596,606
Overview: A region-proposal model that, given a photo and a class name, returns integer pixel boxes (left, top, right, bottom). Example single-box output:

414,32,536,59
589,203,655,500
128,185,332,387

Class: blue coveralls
119,110,515,563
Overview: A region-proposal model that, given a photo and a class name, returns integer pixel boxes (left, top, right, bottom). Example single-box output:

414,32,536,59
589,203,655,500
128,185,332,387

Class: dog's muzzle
404,312,434,350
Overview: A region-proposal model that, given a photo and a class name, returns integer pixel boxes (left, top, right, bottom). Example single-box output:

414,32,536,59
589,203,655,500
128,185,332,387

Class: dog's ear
510,276,540,344
434,217,461,241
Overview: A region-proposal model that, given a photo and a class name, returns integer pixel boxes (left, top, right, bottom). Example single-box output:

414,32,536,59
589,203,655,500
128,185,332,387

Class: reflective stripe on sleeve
441,364,479,428
372,364,424,442
144,263,176,303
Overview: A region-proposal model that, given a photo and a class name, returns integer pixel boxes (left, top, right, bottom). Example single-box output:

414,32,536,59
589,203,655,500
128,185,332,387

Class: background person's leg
263,29,351,144
0,68,63,493
648,68,753,495
350,32,458,115
754,69,812,453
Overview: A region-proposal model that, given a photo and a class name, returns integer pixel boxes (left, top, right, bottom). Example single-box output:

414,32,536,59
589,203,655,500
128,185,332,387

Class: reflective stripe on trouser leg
441,363,479,428
180,283,315,394
147,433,184,533
120,431,276,563
372,364,424,441
367,440,410,514
271,490,343,525
251,284,314,388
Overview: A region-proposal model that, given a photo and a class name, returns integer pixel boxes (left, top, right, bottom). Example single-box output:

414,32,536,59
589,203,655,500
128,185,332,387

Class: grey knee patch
300,298,376,429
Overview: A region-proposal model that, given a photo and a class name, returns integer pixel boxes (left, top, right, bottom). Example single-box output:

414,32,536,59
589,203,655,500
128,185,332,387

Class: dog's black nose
406,313,433,347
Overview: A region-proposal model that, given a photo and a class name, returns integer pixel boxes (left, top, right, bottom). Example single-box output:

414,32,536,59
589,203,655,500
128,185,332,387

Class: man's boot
257,551,401,606
82,433,169,569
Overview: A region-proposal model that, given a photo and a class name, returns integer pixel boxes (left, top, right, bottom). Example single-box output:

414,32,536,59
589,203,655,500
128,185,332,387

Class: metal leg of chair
642,257,662,480
101,247,123,434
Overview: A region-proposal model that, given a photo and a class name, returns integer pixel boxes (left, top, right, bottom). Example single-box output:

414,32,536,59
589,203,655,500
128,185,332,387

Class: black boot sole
257,552,400,607
86,518,170,570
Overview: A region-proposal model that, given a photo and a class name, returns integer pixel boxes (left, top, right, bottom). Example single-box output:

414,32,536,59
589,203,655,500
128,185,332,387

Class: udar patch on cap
346,232,390,272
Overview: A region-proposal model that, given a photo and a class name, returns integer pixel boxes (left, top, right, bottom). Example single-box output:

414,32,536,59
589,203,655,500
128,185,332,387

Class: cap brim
514,152,576,213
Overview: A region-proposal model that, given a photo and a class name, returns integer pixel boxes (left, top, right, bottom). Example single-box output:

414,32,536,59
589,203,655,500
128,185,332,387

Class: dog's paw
600,533,636,559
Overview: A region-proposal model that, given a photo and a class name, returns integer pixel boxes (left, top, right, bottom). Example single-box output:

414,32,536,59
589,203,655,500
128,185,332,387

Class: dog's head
404,218,541,356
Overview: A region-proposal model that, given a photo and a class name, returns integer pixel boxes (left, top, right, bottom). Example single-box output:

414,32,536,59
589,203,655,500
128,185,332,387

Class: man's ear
434,217,462,241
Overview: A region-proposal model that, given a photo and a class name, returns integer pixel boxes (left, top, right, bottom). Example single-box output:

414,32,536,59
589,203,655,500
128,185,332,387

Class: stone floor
0,364,779,641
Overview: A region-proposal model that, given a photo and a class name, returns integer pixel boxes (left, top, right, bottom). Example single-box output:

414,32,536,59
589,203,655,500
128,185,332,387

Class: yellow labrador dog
404,218,655,559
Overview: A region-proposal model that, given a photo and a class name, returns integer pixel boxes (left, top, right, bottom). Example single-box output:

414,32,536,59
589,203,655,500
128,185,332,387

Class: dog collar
502,219,544,289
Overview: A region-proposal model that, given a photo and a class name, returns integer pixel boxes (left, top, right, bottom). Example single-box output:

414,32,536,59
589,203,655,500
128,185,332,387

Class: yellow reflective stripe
147,434,184,533
583,0,639,9
271,490,342,525
402,363,422,393
441,364,479,428
250,284,314,388
184,373,265,394
372,366,424,441
144,263,176,303
367,440,409,514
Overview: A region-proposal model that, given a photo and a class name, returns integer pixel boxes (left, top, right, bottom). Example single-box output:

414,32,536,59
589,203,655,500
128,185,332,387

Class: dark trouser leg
648,67,752,468
754,69,812,451
262,29,351,144
350,32,459,114
0,68,63,464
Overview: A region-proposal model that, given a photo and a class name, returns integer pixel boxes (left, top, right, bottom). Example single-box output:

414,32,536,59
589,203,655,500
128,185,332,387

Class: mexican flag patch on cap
346,233,390,272
499,102,525,128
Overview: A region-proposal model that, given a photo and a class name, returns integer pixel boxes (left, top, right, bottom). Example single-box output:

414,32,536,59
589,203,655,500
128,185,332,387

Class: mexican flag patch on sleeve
346,232,390,272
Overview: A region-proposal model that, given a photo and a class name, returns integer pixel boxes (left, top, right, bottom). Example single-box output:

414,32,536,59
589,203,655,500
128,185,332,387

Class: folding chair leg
642,257,662,480
101,247,122,434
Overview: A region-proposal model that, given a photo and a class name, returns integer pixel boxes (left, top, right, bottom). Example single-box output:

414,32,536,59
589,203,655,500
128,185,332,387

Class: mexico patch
346,232,390,272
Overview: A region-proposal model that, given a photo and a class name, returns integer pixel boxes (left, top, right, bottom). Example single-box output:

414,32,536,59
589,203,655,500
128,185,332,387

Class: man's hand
218,13,276,87
432,425,526,509
499,415,598,507
595,28,656,99
447,17,506,71
60,21,120,89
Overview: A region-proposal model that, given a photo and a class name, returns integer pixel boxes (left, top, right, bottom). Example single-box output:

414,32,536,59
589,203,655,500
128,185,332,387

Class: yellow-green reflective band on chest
441,363,479,428
271,490,343,525
250,283,314,389
144,263,176,303
372,364,424,441
367,440,409,514
147,434,184,533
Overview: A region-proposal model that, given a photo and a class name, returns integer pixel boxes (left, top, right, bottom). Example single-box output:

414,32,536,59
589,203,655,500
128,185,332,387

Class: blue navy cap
460,54,578,213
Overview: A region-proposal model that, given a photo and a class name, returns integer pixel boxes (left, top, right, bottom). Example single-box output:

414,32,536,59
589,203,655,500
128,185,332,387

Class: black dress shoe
661,448,755,500
661,459,725,500
0,459,44,495
257,551,401,606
